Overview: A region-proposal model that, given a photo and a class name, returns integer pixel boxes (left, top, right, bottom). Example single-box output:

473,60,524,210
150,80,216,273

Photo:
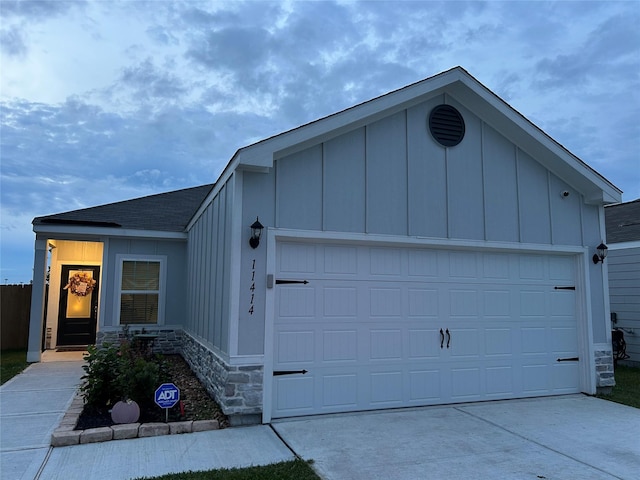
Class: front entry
57,265,100,346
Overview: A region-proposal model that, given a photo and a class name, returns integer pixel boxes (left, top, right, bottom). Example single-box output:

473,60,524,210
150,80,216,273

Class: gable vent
428,104,465,147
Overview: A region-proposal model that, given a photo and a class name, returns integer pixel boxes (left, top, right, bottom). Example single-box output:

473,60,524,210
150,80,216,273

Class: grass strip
0,349,30,385
134,459,321,480
597,365,640,409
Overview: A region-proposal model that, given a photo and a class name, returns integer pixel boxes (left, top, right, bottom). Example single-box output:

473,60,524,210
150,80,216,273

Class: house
28,67,622,424
605,199,640,366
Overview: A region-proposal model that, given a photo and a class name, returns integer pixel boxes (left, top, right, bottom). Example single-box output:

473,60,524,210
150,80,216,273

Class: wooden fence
1,284,32,350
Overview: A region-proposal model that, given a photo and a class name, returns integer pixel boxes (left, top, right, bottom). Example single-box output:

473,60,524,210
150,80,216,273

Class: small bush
80,332,167,410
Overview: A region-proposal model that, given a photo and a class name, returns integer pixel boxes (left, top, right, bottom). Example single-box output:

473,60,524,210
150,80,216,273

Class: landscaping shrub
80,331,168,410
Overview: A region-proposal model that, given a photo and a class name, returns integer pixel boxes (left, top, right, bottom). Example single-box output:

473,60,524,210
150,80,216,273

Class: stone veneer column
595,348,615,393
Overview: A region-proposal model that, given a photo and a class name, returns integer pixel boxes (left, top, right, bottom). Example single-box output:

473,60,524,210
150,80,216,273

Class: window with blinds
120,260,160,324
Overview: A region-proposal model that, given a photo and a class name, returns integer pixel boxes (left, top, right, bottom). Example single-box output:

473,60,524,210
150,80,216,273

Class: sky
1,0,639,284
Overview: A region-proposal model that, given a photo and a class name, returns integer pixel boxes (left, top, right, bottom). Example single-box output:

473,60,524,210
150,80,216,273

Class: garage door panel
551,292,576,316
370,287,403,316
370,371,403,404
278,287,315,317
370,329,403,360
409,369,441,400
482,254,511,279
450,367,482,399
323,245,358,275
409,329,441,358
485,328,513,356
323,374,358,408
370,248,403,276
520,291,546,316
408,288,439,316
485,366,514,395
275,376,314,413
273,242,580,418
279,243,317,273
276,330,315,364
521,327,548,354
553,364,580,391
484,290,512,316
522,364,551,393
408,250,439,277
551,327,578,354
323,330,358,362
323,286,358,317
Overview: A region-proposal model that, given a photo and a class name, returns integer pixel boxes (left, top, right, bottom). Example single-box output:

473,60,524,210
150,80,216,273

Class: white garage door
272,242,580,419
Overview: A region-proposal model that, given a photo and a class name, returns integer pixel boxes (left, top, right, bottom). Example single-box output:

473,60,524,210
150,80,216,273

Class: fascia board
452,75,622,205
32,224,187,240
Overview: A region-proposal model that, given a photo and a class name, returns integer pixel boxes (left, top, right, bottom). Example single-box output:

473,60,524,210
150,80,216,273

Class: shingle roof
33,184,214,233
605,198,640,243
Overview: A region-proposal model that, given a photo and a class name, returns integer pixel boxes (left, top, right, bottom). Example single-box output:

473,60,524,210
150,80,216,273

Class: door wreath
63,272,96,297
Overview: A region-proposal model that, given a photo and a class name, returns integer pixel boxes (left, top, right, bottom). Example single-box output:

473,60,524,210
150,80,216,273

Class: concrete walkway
0,353,294,480
274,395,640,480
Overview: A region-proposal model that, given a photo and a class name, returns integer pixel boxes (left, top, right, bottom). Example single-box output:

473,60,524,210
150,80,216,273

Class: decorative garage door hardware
275,279,309,285
554,286,576,290
273,369,309,376
439,328,451,349
557,357,579,362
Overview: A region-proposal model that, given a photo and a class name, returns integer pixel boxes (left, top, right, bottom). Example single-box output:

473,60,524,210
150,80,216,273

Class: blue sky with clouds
1,0,639,284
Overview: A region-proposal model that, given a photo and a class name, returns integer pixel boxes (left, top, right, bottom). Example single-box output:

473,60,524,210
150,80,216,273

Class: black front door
57,265,100,346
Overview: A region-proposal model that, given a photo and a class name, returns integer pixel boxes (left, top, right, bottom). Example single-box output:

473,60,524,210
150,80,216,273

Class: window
116,256,165,325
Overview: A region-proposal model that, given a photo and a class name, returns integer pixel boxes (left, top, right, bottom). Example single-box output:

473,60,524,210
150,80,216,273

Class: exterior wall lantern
592,242,608,264
249,217,264,249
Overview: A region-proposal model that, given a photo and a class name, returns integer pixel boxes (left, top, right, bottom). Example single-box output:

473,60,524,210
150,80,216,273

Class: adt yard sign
155,383,180,409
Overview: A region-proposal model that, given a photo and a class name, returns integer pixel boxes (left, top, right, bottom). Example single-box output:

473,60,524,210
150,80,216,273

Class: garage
271,241,580,419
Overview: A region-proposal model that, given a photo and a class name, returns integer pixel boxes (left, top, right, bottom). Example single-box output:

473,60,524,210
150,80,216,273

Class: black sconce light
592,242,608,264
249,217,264,249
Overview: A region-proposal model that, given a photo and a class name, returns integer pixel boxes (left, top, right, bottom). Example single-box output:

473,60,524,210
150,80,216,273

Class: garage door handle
440,329,444,348
446,329,451,349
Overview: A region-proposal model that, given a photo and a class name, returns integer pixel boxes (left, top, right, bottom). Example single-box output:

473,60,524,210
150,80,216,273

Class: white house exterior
28,67,622,424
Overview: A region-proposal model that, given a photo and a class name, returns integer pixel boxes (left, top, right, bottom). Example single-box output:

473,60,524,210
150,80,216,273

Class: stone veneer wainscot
181,332,263,425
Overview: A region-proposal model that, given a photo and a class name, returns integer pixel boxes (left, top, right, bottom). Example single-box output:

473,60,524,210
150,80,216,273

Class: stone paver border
51,394,219,447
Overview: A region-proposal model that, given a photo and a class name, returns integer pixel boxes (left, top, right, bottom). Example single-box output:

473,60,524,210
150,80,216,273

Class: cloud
534,11,640,89
0,0,82,19
0,25,27,56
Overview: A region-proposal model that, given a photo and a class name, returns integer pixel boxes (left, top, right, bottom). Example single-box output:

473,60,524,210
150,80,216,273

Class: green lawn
0,349,30,385
597,364,640,409
134,459,321,480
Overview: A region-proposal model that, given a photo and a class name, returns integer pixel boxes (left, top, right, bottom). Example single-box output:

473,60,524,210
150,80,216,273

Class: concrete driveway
273,395,640,480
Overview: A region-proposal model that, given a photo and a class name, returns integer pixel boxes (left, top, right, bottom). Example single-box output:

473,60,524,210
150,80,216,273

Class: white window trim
114,254,167,326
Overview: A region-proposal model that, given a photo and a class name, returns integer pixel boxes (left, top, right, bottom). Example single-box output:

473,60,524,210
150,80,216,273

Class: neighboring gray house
28,67,622,424
605,199,640,366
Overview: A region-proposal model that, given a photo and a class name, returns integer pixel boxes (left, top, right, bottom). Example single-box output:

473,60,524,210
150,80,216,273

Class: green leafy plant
80,331,167,410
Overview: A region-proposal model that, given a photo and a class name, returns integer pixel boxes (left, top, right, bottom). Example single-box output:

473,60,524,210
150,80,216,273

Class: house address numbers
249,259,256,315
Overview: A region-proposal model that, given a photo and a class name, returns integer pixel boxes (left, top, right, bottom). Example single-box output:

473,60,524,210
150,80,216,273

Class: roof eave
33,223,188,240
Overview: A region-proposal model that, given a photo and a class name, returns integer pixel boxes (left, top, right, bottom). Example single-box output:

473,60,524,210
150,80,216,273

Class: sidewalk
0,352,294,480
1,353,84,480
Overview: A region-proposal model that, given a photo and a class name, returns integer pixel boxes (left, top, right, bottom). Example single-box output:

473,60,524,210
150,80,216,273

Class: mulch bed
75,354,229,430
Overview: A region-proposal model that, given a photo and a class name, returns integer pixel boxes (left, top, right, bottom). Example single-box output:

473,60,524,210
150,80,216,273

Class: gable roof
605,198,640,243
192,66,620,227
33,183,213,233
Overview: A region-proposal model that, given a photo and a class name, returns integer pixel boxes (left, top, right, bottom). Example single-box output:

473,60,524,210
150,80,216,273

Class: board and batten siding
102,238,187,328
186,178,233,355
270,96,590,245
608,246,640,363
240,94,609,355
